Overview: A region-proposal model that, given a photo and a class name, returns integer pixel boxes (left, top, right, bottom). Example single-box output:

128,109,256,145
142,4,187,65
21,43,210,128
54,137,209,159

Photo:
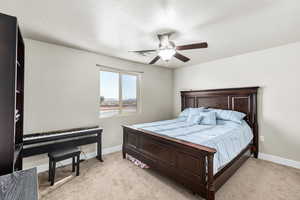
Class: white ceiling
1,0,300,68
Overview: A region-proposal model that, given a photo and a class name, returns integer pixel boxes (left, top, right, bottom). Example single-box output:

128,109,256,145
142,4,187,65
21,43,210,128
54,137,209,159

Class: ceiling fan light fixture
158,48,176,61
131,33,207,64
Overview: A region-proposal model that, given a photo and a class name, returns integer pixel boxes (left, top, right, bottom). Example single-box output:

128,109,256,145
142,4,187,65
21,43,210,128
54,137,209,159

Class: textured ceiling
1,0,300,68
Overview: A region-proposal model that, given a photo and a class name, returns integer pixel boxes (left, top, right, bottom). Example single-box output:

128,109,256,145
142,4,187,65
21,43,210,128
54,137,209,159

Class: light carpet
38,152,300,200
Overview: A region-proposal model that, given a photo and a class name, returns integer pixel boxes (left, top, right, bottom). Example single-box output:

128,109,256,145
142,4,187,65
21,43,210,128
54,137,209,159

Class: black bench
48,147,81,186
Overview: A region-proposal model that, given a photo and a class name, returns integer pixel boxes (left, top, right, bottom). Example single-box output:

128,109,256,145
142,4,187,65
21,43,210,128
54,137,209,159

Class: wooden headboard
181,87,259,157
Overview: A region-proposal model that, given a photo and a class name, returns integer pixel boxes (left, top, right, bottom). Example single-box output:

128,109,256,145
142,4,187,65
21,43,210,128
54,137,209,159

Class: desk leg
97,133,103,162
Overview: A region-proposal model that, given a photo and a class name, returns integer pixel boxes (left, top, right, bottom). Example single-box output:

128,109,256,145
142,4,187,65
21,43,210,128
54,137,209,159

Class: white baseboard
35,147,300,173
102,145,122,155
35,145,122,174
259,153,300,169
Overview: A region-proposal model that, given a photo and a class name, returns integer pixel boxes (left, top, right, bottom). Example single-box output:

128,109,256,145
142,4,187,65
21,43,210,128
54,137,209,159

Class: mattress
133,118,253,174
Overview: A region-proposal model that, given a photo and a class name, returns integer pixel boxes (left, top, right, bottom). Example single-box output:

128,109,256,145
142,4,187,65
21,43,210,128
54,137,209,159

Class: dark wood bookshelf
0,13,25,175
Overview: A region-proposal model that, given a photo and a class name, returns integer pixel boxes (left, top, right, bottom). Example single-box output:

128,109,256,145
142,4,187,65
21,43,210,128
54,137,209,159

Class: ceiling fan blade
149,56,160,64
130,50,157,53
176,42,208,51
174,52,190,62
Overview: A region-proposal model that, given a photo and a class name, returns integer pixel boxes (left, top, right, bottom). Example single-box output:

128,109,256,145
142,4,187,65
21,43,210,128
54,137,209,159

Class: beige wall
24,39,173,168
173,42,300,162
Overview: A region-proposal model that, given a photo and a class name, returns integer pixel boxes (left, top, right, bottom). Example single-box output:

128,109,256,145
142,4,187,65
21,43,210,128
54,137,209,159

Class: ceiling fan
130,32,208,64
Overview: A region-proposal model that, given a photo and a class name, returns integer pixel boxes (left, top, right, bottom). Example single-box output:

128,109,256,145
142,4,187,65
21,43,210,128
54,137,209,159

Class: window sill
99,112,141,119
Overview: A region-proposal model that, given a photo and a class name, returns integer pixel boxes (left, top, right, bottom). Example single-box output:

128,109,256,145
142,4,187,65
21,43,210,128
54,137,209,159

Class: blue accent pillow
187,114,203,124
189,107,205,115
199,111,217,125
178,108,191,118
207,108,246,124
179,107,205,118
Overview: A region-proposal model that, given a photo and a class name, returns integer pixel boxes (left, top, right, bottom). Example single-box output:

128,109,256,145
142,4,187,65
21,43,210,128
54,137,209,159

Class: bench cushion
48,147,81,161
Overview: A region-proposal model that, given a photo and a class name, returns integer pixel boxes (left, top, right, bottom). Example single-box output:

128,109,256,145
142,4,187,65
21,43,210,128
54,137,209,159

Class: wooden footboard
123,125,253,200
122,125,217,200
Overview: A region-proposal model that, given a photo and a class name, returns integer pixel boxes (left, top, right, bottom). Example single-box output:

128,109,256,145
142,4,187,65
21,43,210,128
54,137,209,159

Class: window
99,69,139,117
122,74,138,113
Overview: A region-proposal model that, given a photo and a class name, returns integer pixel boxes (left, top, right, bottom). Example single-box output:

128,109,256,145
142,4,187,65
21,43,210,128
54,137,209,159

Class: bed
122,87,259,200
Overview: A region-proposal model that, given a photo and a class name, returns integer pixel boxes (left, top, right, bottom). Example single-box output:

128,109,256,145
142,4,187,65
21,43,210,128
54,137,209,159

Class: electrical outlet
260,136,265,142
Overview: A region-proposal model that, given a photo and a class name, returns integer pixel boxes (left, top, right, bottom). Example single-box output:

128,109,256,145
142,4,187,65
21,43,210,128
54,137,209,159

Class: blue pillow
178,108,191,118
179,107,205,118
189,107,205,115
187,114,203,124
199,111,217,125
207,108,246,124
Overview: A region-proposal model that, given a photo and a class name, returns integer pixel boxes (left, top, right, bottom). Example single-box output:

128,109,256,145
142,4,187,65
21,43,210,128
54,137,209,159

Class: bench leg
122,147,126,159
51,161,56,186
48,159,52,182
72,157,75,172
76,155,80,176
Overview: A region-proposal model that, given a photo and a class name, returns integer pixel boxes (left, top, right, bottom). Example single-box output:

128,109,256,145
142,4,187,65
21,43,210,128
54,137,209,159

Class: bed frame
122,87,259,200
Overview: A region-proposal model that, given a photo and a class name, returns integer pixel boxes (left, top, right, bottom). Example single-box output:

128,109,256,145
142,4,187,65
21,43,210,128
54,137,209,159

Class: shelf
16,90,23,95
16,60,24,71
15,143,22,154
16,112,21,122
14,143,23,165
0,14,25,175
